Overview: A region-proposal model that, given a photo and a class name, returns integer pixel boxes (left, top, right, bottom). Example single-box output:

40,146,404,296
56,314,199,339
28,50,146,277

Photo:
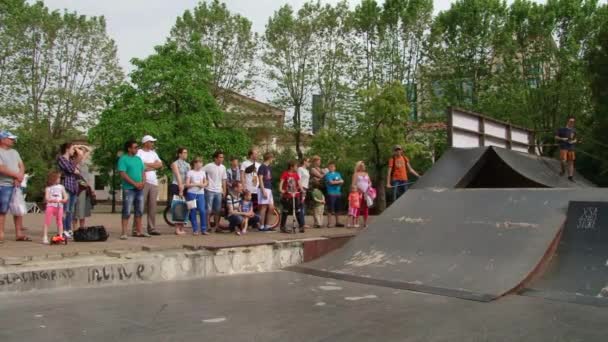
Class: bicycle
209,196,280,231
164,194,280,230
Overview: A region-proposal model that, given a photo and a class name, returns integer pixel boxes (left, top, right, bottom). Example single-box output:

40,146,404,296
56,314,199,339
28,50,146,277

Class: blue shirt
324,171,343,196
557,127,576,150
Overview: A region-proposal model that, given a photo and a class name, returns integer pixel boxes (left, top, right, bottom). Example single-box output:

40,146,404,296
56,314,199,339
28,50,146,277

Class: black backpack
74,226,109,242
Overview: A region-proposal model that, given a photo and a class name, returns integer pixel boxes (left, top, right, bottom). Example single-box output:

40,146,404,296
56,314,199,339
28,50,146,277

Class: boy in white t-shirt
203,150,227,232
240,148,260,203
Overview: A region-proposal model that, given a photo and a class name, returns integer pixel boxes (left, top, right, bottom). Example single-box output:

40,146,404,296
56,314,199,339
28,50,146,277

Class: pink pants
45,206,64,228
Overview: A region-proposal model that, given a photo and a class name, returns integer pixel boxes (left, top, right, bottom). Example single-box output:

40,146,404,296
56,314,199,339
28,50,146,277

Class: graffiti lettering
0,269,74,286
87,265,146,284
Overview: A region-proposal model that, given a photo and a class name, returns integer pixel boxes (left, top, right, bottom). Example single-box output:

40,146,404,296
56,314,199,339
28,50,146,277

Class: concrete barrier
0,234,354,293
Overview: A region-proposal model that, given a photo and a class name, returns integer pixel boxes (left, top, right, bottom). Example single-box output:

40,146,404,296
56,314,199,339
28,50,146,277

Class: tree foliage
0,0,123,135
262,3,318,160
169,0,258,98
0,0,123,200
89,41,251,182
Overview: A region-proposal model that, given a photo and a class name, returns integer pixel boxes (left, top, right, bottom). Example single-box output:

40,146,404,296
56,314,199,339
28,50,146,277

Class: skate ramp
524,201,608,306
413,147,593,189
291,189,608,302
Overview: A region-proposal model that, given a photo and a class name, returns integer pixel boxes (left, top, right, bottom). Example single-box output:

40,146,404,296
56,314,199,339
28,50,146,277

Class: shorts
205,191,223,214
560,150,576,161
326,194,341,214
348,207,359,217
0,186,14,214
258,188,274,205
122,189,144,219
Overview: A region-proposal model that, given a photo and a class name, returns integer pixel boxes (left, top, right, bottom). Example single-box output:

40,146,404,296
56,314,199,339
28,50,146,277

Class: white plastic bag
187,199,197,210
365,193,374,208
10,188,27,216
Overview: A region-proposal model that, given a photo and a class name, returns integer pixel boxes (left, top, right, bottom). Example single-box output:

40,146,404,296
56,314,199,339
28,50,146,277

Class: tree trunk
294,105,303,160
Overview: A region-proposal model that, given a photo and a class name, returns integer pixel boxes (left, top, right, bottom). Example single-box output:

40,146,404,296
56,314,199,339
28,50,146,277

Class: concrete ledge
0,244,302,293
0,234,353,293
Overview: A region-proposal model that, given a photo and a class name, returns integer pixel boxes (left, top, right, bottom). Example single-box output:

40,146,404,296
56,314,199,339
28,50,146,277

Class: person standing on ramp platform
387,145,420,202
555,117,578,182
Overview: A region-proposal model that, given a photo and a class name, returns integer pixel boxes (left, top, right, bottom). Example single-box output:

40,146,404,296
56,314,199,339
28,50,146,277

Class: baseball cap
393,145,402,151
0,131,17,140
141,135,157,144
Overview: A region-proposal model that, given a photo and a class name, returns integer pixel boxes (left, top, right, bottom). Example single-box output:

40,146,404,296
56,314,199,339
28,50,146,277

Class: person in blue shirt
324,161,345,228
555,116,578,182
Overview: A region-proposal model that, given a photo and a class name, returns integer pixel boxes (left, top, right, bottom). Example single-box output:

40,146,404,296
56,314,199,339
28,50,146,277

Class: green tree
89,41,251,184
426,0,509,112
262,3,318,160
311,1,351,130
0,0,123,200
579,5,608,185
356,82,411,210
1,1,123,135
169,0,258,99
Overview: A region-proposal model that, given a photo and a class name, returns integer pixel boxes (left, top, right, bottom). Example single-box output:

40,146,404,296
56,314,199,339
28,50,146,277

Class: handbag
171,195,189,222
10,188,27,216
74,226,109,242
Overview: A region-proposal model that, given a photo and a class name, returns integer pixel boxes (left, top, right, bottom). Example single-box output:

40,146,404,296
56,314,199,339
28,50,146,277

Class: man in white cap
136,135,163,235
0,131,28,243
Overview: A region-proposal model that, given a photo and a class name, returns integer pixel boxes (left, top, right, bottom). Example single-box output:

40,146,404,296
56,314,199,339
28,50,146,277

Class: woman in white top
352,161,372,228
186,157,208,235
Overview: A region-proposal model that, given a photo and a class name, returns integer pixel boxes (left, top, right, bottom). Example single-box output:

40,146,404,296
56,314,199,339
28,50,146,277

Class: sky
38,0,605,104
40,0,455,74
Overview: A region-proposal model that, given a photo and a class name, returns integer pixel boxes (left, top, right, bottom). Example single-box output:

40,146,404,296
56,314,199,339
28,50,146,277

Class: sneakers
335,223,345,228
568,176,575,182
120,235,128,240
280,227,292,234
42,236,49,245
148,230,161,236
63,230,73,240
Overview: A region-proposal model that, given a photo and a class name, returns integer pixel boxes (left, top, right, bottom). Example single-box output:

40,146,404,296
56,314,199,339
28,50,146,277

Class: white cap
141,135,157,144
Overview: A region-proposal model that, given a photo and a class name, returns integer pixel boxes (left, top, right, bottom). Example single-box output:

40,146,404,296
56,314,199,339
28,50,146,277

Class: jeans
122,189,144,219
227,214,260,231
186,192,207,233
205,191,223,214
0,186,14,214
63,191,78,231
392,180,409,202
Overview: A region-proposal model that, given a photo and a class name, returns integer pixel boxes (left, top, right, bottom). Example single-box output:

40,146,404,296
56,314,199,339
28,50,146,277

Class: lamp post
111,150,123,213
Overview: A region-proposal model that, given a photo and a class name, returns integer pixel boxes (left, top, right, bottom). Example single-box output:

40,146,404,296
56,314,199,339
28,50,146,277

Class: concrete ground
0,271,606,342
0,212,360,259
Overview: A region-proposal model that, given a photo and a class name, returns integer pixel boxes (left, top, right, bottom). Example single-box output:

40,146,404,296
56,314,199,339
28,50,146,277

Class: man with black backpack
386,145,421,202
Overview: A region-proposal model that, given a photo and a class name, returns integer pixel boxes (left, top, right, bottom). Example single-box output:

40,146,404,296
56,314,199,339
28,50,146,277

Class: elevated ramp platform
413,147,593,189
291,189,608,302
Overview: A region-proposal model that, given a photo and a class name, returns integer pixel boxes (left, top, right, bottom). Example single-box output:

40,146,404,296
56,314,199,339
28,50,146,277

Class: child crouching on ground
240,190,254,234
43,171,68,244
348,185,361,228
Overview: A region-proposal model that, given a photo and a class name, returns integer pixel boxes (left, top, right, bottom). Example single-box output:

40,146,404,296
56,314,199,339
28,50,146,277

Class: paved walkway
0,213,361,260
